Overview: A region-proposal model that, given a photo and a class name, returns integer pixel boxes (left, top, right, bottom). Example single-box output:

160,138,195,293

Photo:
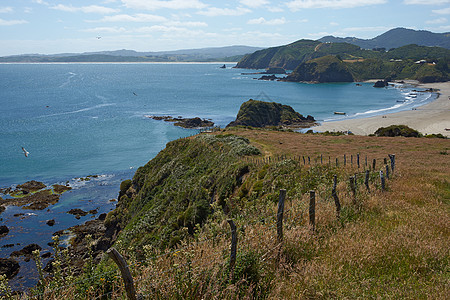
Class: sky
1,0,449,56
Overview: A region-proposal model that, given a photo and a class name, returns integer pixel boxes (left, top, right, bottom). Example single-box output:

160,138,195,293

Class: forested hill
319,28,450,50
235,41,450,71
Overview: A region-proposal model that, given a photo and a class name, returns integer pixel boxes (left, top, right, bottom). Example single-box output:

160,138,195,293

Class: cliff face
285,55,354,83
227,99,315,128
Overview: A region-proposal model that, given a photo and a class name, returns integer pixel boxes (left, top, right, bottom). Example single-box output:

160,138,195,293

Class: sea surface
0,63,437,290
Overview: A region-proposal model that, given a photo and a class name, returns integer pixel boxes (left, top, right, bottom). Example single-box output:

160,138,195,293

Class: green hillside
285,55,354,83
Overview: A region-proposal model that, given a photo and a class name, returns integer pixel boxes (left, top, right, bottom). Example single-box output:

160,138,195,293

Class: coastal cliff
227,99,315,128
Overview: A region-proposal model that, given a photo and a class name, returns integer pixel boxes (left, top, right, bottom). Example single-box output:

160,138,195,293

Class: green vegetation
374,125,421,137
237,39,450,83
227,99,314,128
286,55,354,83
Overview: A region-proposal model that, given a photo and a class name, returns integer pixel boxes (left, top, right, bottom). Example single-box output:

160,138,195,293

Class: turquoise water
0,63,436,290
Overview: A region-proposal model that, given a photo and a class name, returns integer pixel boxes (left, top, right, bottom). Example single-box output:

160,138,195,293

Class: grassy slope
37,129,449,299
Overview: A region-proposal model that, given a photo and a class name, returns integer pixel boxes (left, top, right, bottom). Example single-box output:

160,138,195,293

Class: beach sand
312,81,450,137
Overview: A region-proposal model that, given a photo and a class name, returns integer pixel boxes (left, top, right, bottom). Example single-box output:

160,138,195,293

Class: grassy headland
18,128,449,299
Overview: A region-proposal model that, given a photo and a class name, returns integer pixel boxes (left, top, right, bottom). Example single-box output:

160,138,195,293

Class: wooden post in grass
372,159,376,170
277,189,286,243
344,154,346,166
309,190,316,232
389,154,395,174
351,154,353,166
380,171,385,191
384,157,387,165
386,164,390,179
336,157,338,167
349,176,356,204
308,156,311,164
365,156,368,168
365,170,370,192
303,156,305,165
357,153,360,168
107,248,137,300
227,219,237,280
320,154,323,164
332,175,341,219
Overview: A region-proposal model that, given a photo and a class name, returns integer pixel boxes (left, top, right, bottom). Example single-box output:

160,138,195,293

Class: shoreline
312,80,450,137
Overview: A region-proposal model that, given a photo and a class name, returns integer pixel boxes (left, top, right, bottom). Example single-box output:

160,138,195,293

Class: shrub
374,125,421,137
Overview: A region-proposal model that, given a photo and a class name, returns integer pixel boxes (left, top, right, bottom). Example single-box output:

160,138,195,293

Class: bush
374,125,421,137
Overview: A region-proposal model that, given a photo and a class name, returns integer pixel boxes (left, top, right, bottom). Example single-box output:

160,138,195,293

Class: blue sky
1,0,449,56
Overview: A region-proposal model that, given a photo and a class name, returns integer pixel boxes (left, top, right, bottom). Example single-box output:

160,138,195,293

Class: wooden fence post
380,171,385,191
373,159,376,170
302,156,305,165
227,219,237,280
357,153,360,168
351,154,353,166
389,154,395,174
332,175,341,219
308,156,311,164
277,189,286,243
309,190,316,232
344,154,346,166
107,248,137,300
320,154,323,164
365,170,370,192
386,164,390,179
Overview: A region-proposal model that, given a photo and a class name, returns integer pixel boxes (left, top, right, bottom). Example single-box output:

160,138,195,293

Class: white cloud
51,4,120,14
82,26,127,33
0,7,13,13
426,17,447,24
432,7,450,14
247,17,286,25
93,14,167,22
0,18,28,26
32,0,49,5
342,26,391,32
165,20,207,27
240,0,269,8
121,0,207,10
404,0,450,4
197,6,251,17
330,22,339,26
268,7,284,12
286,0,387,11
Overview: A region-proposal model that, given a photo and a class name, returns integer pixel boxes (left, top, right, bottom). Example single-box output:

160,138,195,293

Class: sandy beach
313,80,450,137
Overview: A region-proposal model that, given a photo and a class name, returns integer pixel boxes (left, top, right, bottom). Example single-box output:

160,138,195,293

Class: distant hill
0,45,263,63
235,40,377,69
319,28,450,50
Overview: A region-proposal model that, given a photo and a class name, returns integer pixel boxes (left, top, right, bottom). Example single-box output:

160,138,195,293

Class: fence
28,153,396,299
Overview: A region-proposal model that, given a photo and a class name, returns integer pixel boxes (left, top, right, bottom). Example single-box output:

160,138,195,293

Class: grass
14,128,449,299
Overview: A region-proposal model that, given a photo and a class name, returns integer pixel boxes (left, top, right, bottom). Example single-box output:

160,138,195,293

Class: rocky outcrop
227,99,316,128
284,55,354,83
373,80,389,87
10,244,42,262
0,225,9,238
147,115,214,128
16,180,46,192
0,258,20,279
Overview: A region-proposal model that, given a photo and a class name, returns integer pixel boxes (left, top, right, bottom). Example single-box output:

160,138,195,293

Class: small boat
334,112,346,115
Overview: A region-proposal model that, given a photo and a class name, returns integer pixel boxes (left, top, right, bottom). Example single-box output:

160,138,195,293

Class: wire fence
21,153,396,300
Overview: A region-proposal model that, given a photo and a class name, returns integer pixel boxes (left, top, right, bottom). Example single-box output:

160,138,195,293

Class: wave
37,103,115,118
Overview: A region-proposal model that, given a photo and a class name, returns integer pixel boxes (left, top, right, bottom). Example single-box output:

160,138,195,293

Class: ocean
0,63,437,289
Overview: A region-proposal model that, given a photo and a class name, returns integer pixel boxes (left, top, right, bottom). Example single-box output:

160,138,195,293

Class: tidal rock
46,219,56,226
0,225,9,237
11,244,42,262
0,258,20,279
373,80,389,88
16,180,46,192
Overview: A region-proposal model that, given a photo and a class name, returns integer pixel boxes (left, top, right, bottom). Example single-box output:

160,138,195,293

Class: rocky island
227,99,316,128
